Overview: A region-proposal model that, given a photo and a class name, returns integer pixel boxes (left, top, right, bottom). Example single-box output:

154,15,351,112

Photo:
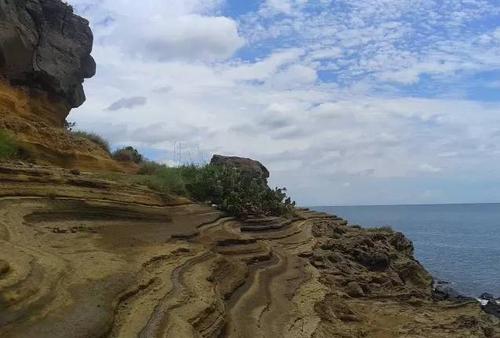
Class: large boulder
0,1,121,170
210,155,270,182
0,0,95,109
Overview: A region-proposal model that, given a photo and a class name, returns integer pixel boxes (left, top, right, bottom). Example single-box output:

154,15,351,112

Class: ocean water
312,204,500,297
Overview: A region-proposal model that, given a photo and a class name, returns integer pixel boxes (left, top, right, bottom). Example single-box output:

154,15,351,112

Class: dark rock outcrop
432,280,475,302
482,301,500,319
311,221,434,298
210,155,270,182
0,0,95,109
480,293,496,301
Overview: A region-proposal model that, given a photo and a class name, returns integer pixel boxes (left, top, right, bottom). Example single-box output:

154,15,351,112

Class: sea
312,204,500,298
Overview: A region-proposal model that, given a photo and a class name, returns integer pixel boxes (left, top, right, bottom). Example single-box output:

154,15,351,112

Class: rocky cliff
0,163,498,337
0,0,122,170
0,0,95,114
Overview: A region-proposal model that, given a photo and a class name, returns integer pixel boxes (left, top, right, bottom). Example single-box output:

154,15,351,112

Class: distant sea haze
312,204,500,297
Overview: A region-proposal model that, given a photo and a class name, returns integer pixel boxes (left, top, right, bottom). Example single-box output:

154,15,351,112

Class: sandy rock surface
0,164,498,338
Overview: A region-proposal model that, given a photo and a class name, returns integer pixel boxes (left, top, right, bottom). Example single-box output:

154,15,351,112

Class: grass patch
367,226,394,232
112,146,143,164
139,166,188,196
0,130,19,160
71,131,110,153
137,161,166,175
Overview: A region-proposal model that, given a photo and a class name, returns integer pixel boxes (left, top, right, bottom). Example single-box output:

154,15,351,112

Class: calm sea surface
312,204,500,297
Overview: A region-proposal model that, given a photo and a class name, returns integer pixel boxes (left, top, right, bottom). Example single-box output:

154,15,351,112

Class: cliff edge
0,0,95,113
0,0,122,170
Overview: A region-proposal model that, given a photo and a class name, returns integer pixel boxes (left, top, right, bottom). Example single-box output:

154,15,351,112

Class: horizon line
307,202,500,208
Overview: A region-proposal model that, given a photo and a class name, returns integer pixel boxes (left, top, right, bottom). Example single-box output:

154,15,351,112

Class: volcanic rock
211,155,270,181
482,301,500,319
0,0,95,111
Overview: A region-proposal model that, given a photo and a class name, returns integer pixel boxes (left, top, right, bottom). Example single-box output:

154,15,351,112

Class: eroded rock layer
0,164,498,338
0,0,118,170
0,80,122,170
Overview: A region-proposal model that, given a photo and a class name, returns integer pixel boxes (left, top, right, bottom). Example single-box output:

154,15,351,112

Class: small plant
0,130,19,160
64,120,77,131
112,146,143,164
71,130,110,153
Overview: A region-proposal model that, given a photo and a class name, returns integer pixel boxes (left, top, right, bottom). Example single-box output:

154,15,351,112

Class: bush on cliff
71,131,111,153
0,130,19,160
140,163,295,218
189,164,295,218
112,146,144,164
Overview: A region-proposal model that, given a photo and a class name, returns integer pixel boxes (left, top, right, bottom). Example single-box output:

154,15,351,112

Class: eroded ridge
0,164,498,338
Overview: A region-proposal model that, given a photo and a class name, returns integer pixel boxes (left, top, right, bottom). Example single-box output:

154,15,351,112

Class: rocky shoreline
1,167,499,337
433,280,500,319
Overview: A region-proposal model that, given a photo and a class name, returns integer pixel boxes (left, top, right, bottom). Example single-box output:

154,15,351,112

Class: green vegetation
368,226,394,232
0,130,19,160
71,130,111,153
137,160,165,175
63,127,294,218
130,161,296,218
113,146,143,164
137,163,295,218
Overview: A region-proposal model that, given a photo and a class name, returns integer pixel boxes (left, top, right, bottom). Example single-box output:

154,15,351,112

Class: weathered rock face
0,1,120,170
0,0,95,110
211,155,270,181
1,169,498,338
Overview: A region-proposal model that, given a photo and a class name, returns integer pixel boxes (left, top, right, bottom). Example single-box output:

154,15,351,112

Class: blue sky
68,0,500,205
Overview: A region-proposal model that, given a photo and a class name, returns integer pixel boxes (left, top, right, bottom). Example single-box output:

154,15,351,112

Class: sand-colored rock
0,79,124,171
0,163,498,338
0,0,115,170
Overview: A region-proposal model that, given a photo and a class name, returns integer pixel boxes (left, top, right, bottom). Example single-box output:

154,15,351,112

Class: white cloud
267,64,318,88
111,14,245,61
68,0,500,205
222,48,305,81
265,0,293,13
262,0,309,15
74,0,244,62
418,163,443,173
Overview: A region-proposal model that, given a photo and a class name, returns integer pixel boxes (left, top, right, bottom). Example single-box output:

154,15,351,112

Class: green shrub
186,164,295,218
140,167,187,196
368,226,394,232
113,146,143,164
72,131,110,153
0,130,18,160
139,162,295,218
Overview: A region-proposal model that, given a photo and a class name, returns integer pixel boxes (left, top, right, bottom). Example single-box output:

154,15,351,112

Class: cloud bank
68,0,500,205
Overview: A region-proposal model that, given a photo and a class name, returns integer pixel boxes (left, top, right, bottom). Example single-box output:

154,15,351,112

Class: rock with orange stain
0,0,96,111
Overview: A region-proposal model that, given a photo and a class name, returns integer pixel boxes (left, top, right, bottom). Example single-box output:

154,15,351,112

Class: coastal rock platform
0,164,498,338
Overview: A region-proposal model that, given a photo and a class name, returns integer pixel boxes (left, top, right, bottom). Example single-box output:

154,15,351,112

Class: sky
67,0,500,206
